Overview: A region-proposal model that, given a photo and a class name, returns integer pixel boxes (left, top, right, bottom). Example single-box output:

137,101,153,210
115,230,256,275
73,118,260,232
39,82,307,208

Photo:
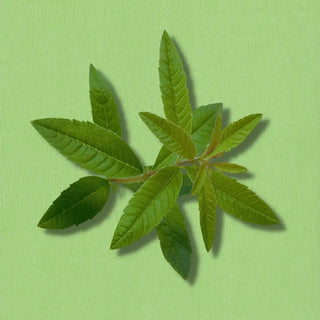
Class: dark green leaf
179,173,193,197
31,118,142,178
157,203,192,279
110,166,182,249
198,174,217,251
211,170,279,224
89,64,121,136
38,176,110,229
159,31,192,133
139,112,195,159
213,114,262,155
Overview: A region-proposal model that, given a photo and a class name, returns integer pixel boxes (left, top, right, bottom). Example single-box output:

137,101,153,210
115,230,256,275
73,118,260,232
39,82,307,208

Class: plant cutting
31,31,279,280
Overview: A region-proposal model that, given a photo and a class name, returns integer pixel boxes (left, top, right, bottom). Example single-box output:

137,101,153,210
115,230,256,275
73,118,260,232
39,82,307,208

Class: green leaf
153,145,178,170
159,31,192,133
38,176,110,229
110,166,182,249
191,164,208,195
204,113,222,157
31,118,142,178
185,164,197,182
152,103,223,170
211,170,279,225
157,203,192,279
212,162,248,173
198,175,217,252
192,103,223,154
139,112,195,159
213,114,262,155
89,64,122,136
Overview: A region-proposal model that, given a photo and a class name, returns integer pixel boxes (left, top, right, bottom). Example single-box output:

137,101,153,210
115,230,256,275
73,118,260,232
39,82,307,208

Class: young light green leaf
153,145,178,170
211,170,278,224
191,164,208,195
159,30,192,133
192,103,223,154
139,112,195,159
157,203,192,279
152,103,223,170
110,166,182,249
198,175,217,252
203,113,222,158
212,162,248,173
38,176,110,229
89,64,122,136
213,114,262,155
185,164,197,182
31,118,142,178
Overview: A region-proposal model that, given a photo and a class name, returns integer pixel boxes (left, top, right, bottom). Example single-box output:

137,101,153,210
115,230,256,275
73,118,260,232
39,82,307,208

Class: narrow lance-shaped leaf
38,176,110,229
89,64,122,136
192,103,223,154
157,203,192,279
198,174,217,252
31,118,142,178
212,162,248,173
139,112,195,159
211,170,279,225
191,163,208,195
159,30,192,133
213,113,262,155
110,166,182,249
179,173,193,197
203,113,222,158
152,104,223,170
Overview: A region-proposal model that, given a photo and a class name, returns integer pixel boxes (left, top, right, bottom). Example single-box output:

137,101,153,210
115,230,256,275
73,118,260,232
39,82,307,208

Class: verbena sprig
31,31,279,280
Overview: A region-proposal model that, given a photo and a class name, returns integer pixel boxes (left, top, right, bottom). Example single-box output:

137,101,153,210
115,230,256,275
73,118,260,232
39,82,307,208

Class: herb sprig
31,31,279,280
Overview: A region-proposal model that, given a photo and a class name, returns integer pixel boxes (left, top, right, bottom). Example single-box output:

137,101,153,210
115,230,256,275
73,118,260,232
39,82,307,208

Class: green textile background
1,1,319,319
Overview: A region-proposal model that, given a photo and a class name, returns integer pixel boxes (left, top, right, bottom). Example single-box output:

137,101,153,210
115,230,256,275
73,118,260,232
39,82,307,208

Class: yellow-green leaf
31,118,142,178
213,114,262,155
139,112,195,159
203,113,222,158
191,163,208,195
212,162,248,173
211,170,278,225
198,175,217,252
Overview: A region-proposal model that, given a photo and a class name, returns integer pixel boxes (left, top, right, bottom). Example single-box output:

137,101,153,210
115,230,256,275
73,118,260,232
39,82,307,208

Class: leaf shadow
171,37,197,110
212,207,224,257
44,189,117,237
116,229,158,256
177,195,199,285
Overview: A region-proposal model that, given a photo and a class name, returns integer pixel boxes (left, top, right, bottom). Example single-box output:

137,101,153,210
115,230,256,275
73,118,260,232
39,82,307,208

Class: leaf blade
38,176,110,229
31,118,142,178
89,64,122,136
204,113,222,157
211,170,279,224
157,203,192,279
212,162,248,173
214,113,262,155
198,175,217,251
191,164,208,195
110,166,182,249
139,112,195,159
159,31,192,133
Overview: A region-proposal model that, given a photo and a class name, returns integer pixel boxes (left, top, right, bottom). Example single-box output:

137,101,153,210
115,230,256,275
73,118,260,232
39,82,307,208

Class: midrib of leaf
40,183,107,225
111,170,179,247
37,122,140,173
212,179,277,223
